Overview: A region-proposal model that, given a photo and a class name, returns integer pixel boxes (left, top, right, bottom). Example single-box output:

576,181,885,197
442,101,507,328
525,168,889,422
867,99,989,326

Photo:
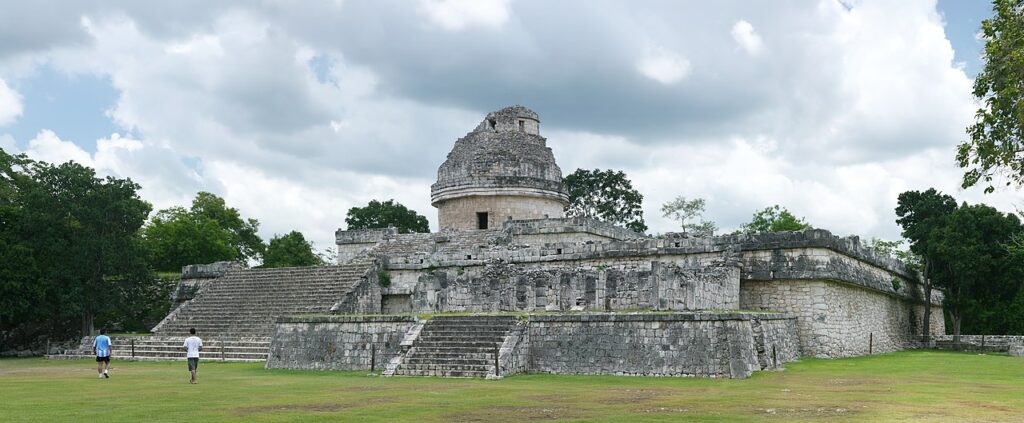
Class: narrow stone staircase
392,315,518,378
50,336,269,362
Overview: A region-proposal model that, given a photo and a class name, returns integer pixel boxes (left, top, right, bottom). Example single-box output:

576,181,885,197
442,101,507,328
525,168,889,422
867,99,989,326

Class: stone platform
265,312,800,379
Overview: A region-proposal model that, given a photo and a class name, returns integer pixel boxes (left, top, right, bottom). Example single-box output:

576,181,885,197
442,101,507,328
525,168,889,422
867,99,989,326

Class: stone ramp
152,262,373,339
391,315,518,378
49,335,269,362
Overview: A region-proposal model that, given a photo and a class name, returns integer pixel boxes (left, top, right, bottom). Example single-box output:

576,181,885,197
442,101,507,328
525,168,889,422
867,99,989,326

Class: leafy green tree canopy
564,168,647,233
661,196,716,236
957,0,1024,192
142,192,265,271
1,150,153,336
741,205,810,233
142,207,237,272
930,203,1024,337
895,188,958,257
263,231,324,268
345,199,429,234
190,192,265,262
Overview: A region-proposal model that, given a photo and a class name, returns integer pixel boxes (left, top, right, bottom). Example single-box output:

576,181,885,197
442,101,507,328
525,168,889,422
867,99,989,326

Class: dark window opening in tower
518,120,524,131
477,212,489,229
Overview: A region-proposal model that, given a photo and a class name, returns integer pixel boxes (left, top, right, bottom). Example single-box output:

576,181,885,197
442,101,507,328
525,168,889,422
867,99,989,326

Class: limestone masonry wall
266,316,415,371
740,279,944,358
527,313,800,378
266,312,802,378
373,261,738,314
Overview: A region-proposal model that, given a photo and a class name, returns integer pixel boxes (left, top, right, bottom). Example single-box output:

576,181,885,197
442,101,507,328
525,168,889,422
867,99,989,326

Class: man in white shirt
182,328,203,384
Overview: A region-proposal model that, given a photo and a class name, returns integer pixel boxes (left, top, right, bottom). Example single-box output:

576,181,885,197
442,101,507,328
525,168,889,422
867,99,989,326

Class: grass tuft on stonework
2,350,1023,422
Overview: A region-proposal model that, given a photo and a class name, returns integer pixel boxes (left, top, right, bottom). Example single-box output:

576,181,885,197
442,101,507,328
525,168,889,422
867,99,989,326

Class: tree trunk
952,312,962,344
81,311,94,336
921,256,932,343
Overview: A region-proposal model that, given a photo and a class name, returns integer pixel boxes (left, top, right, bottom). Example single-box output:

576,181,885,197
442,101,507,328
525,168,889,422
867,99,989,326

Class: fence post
869,333,873,355
772,345,777,368
221,340,225,361
981,334,985,349
370,344,376,373
131,338,135,358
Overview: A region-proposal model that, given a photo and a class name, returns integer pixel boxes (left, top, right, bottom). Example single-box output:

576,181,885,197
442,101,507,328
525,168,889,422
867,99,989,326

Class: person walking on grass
94,328,112,379
183,328,203,384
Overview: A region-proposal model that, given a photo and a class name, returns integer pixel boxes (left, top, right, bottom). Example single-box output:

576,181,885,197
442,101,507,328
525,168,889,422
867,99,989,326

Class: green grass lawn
2,351,1022,422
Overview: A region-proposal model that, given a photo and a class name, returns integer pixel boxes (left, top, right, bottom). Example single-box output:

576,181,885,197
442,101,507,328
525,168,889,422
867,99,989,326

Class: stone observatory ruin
62,105,945,379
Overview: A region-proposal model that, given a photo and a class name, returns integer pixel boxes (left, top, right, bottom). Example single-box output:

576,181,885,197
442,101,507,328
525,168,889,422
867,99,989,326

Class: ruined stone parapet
180,261,242,280
336,227,399,263
335,227,399,244
504,216,646,242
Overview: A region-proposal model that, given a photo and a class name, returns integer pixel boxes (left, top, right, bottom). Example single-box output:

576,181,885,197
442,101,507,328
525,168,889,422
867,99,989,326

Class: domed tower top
431,105,569,231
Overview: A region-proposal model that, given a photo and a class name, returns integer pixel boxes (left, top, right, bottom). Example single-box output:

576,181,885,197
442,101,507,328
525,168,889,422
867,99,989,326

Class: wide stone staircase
391,315,518,378
51,262,373,362
152,262,373,339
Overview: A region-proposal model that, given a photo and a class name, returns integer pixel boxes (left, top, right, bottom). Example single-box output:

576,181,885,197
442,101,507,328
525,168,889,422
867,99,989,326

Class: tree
563,169,647,232
895,188,958,341
17,157,152,336
142,192,266,271
956,0,1024,192
142,207,237,272
345,199,429,234
263,231,324,268
741,205,811,233
190,192,265,263
929,203,1024,339
661,196,716,235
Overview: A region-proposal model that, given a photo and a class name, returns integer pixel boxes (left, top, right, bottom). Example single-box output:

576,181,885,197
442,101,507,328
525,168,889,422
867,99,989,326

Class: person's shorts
188,357,199,371
96,356,110,363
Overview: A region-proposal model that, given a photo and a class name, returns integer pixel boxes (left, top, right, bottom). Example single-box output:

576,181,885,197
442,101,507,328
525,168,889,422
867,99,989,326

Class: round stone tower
431,105,569,231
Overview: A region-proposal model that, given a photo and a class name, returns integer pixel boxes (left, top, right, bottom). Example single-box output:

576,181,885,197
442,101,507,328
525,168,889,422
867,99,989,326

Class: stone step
111,351,267,360
397,363,495,372
391,369,490,378
402,357,493,366
418,325,515,332
407,340,503,346
108,346,269,354
52,354,266,363
429,317,519,323
405,348,493,358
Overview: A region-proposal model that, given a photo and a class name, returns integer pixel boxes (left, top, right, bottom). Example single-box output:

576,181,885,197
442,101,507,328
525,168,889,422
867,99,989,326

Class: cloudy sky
0,0,1018,253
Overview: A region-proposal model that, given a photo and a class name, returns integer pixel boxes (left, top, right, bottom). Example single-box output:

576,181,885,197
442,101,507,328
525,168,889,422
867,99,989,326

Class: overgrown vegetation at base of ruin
3,351,1023,422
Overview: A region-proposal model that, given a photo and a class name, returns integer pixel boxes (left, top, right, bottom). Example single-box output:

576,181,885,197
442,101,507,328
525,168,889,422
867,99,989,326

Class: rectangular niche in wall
477,212,489,229
382,294,412,314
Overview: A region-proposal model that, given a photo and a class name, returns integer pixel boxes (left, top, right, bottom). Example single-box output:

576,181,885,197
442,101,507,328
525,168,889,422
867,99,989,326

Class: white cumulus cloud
0,78,23,126
731,20,763,55
637,46,691,84
417,0,511,31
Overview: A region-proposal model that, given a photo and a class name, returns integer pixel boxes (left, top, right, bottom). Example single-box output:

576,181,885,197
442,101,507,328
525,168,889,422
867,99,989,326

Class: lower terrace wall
267,313,800,378
266,316,415,371
740,279,944,358
528,313,800,378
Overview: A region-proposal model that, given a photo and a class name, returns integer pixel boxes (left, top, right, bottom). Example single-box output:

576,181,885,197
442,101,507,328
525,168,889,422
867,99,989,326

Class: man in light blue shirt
93,328,112,379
